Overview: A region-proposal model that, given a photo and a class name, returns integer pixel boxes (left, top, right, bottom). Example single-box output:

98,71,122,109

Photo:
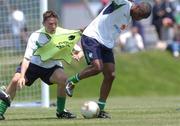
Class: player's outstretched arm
72,44,84,61
17,58,30,89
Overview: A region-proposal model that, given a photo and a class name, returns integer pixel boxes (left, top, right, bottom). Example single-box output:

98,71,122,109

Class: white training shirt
83,0,132,49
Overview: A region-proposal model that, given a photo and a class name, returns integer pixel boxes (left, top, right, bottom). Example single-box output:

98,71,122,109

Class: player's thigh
101,45,115,76
49,68,67,84
101,45,115,64
24,64,40,86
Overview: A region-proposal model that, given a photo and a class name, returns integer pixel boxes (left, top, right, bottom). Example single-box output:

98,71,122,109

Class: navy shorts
16,63,63,86
81,35,115,65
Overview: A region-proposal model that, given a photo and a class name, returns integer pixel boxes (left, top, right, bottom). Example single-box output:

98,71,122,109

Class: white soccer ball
81,101,100,119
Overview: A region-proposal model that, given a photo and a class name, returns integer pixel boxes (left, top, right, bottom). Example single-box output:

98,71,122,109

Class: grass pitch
1,97,180,126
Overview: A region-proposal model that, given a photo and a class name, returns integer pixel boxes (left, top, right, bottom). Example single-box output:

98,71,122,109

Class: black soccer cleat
65,81,75,97
0,114,5,120
98,111,111,119
0,89,11,107
56,109,76,119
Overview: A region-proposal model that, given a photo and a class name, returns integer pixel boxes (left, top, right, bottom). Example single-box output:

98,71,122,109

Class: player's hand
72,51,84,61
17,77,26,90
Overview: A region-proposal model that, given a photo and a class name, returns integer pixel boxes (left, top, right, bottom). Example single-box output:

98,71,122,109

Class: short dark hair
43,10,58,23
141,2,152,18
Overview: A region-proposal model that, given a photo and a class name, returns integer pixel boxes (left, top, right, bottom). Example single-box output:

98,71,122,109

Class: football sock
57,97,66,113
0,100,8,115
98,99,106,111
68,73,80,84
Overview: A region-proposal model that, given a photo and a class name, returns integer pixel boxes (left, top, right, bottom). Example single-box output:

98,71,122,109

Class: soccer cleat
0,114,5,120
65,81,75,97
56,109,76,119
0,89,11,107
97,111,111,119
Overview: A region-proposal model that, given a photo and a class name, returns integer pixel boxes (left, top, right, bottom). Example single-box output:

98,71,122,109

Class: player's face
43,17,58,34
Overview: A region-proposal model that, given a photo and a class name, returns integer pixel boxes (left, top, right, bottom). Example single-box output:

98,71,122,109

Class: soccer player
0,10,83,120
65,0,152,118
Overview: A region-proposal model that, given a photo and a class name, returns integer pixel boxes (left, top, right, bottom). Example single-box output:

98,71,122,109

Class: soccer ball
81,101,100,119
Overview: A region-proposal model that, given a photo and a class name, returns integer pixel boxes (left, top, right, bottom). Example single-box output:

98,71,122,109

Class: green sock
0,100,8,115
68,73,80,84
56,97,66,113
98,99,106,111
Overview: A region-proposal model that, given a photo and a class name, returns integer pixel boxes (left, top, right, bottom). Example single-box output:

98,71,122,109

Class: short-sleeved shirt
83,0,132,49
24,27,81,68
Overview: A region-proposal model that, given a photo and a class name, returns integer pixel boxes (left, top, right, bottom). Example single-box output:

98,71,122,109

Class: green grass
50,50,180,98
1,97,180,126
2,50,180,99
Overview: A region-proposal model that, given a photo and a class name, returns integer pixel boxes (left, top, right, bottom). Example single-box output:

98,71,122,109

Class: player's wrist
20,73,25,78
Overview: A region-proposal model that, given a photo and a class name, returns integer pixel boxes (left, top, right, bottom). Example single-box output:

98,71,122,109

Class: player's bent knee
56,76,67,86
105,72,115,80
92,65,103,74
111,73,115,80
